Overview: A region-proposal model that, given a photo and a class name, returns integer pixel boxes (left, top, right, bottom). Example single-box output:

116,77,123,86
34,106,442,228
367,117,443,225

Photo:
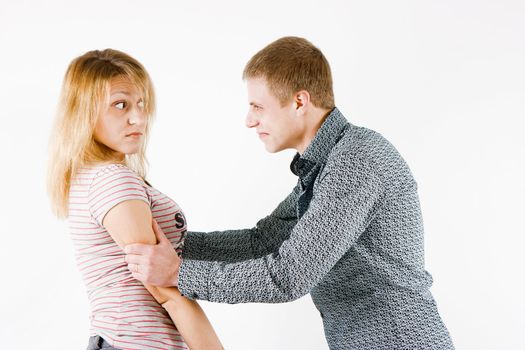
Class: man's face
245,78,302,153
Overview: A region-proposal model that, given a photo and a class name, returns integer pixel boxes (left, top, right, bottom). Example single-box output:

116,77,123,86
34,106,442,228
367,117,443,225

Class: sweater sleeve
182,184,300,263
87,164,150,226
178,154,384,303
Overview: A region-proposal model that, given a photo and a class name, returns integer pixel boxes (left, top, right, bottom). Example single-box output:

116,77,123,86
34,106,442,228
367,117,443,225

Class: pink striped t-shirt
68,163,188,350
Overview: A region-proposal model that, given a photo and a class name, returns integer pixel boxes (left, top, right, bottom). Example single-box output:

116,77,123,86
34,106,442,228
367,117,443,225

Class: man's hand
124,220,181,287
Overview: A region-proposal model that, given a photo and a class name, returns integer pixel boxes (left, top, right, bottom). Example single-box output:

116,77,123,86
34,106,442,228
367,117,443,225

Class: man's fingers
127,263,149,282
126,262,141,274
152,219,169,244
124,243,150,255
127,263,139,273
130,271,146,283
125,253,144,265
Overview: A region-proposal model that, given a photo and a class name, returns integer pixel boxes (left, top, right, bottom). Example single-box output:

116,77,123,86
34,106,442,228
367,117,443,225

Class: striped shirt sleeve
87,164,151,226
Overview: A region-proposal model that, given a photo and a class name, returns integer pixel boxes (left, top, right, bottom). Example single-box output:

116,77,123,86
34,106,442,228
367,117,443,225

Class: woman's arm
153,286,223,350
103,199,223,350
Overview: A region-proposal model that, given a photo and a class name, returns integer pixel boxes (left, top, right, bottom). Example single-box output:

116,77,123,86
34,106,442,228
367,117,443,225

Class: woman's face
94,77,147,158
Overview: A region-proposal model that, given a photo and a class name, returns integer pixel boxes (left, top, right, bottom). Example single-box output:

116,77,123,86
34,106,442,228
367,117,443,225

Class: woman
48,49,223,350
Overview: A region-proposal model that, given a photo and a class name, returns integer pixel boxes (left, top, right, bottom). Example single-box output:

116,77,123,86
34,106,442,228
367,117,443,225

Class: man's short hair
243,36,335,110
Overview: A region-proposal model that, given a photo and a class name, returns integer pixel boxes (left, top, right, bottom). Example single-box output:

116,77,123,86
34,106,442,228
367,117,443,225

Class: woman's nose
128,108,146,126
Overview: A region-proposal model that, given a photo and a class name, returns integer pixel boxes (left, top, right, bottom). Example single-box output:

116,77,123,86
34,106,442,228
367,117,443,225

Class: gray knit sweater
179,108,454,349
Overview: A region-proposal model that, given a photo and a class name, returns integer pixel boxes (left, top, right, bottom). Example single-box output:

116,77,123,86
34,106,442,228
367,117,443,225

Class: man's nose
245,112,259,128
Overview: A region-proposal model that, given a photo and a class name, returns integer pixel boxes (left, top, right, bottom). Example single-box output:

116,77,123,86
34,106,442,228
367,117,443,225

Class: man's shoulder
323,123,414,186
328,125,396,165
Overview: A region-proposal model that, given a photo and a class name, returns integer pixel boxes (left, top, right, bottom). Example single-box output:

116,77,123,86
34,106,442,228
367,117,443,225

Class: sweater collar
290,107,349,177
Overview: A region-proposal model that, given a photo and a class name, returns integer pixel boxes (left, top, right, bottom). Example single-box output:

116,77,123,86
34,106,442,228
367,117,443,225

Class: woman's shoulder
91,162,135,176
82,163,139,183
84,163,145,192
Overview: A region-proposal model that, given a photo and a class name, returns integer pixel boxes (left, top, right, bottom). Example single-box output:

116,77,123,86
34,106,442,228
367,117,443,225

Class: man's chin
264,143,286,154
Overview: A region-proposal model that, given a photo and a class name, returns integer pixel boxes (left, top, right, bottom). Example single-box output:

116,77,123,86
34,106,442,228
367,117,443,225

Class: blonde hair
48,49,156,218
243,36,335,110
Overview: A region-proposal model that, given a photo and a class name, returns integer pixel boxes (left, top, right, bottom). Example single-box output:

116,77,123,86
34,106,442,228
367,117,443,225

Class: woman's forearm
144,285,223,350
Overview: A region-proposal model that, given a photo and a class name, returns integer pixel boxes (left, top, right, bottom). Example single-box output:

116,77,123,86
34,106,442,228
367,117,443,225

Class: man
125,36,454,349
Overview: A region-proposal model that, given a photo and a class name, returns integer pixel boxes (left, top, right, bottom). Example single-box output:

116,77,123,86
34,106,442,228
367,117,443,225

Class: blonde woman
48,49,223,350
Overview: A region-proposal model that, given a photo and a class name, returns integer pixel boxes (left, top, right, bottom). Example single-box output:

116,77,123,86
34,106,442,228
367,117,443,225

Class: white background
0,1,524,349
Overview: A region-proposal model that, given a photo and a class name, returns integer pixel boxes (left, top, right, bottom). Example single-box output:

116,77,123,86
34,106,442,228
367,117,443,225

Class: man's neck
296,108,332,155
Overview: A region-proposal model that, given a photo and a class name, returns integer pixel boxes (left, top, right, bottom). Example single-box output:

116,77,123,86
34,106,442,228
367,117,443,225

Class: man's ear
294,90,311,114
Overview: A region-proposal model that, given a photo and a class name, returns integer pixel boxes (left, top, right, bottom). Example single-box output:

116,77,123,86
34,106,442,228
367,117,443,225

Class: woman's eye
115,102,126,110
137,100,144,109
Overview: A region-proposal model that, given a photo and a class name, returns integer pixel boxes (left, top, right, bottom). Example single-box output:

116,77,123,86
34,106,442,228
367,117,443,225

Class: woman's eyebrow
110,91,131,96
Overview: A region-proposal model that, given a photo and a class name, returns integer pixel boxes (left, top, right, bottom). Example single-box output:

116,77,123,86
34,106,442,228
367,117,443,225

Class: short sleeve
87,164,151,226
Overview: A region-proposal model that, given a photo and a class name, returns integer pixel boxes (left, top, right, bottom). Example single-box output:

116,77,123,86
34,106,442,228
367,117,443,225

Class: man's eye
115,102,126,110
